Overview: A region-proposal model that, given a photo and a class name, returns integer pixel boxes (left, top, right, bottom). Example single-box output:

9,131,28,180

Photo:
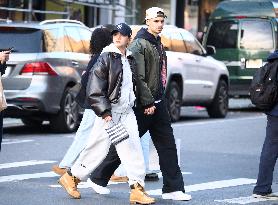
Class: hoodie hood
101,43,132,57
134,27,161,46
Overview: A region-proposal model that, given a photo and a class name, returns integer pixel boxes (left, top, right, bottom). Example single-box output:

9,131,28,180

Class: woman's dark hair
89,27,112,54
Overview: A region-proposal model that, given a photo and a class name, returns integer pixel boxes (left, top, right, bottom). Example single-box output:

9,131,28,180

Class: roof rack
39,19,85,26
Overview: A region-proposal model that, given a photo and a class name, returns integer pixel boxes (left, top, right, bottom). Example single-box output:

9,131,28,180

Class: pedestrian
89,7,192,201
58,23,155,204
0,50,10,151
51,27,112,174
51,26,153,193
253,51,278,199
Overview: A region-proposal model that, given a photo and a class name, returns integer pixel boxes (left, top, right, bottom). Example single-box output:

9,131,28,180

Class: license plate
245,59,263,69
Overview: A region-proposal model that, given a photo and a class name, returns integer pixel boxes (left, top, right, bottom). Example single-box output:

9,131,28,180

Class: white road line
2,139,34,145
146,178,256,196
173,115,266,127
50,178,256,195
215,193,278,204
50,178,117,188
0,160,56,169
157,171,192,178
0,172,58,183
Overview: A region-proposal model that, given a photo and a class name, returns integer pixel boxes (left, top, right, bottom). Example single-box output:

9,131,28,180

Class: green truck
202,0,277,97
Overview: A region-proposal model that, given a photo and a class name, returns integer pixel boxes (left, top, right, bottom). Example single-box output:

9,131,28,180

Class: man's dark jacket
267,51,278,117
128,28,167,107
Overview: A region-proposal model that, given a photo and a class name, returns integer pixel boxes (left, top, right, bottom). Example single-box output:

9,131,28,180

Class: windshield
0,27,42,53
240,20,273,50
206,20,238,49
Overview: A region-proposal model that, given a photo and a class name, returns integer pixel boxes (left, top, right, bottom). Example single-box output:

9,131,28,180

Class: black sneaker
145,173,159,181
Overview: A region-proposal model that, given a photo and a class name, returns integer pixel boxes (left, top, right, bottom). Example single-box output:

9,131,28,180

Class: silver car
1,19,92,132
131,25,229,121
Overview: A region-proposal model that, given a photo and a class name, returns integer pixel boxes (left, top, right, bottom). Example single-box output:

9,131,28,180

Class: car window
78,28,91,54
207,20,238,49
180,29,203,55
169,30,187,52
43,28,63,52
160,30,172,51
240,20,273,50
64,26,85,53
0,27,42,53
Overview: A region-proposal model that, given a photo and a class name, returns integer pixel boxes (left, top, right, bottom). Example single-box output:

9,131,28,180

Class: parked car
131,25,230,121
0,19,92,132
202,0,276,97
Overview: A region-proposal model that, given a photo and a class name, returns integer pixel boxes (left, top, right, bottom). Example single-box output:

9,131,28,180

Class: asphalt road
1,99,278,205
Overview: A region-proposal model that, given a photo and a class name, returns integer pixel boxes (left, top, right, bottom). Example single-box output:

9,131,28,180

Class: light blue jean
141,132,151,172
114,132,152,176
59,109,96,168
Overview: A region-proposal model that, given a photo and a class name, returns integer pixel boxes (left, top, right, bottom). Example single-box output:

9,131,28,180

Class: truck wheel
166,81,182,122
207,80,228,118
21,118,43,127
50,87,79,133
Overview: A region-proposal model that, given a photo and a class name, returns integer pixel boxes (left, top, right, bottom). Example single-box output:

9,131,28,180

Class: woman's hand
0,51,10,64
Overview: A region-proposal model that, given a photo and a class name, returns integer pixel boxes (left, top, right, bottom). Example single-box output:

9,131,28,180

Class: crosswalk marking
0,158,263,204
215,193,278,204
49,171,193,188
157,171,191,178
50,177,256,196
2,139,34,145
0,172,57,183
146,178,256,196
173,115,266,127
0,160,56,169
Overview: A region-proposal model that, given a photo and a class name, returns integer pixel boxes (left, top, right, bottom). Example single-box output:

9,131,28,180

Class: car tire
50,87,79,133
21,118,43,127
166,81,182,122
207,79,229,118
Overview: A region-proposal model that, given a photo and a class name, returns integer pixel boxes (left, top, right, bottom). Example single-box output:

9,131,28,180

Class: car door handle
72,61,79,67
195,58,201,62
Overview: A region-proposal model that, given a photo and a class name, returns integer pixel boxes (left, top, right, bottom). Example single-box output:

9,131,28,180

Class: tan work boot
52,165,67,176
130,183,155,204
110,174,129,182
58,172,81,199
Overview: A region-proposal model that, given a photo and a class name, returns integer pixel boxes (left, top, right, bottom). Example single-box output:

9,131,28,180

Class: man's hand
104,115,112,122
0,51,10,64
144,105,156,115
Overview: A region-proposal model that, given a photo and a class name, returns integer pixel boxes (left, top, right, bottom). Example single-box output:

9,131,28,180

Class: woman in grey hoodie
58,23,155,205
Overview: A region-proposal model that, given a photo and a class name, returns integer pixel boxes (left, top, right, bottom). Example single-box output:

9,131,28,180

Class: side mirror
206,45,216,55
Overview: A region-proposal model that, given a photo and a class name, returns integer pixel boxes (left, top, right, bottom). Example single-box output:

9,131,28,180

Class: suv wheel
166,81,182,122
21,118,43,127
50,87,79,133
207,80,228,118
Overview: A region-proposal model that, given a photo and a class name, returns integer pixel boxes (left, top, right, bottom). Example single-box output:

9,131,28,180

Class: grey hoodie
101,43,136,113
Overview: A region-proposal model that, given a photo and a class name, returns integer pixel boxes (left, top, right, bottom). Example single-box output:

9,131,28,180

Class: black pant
253,115,278,195
0,111,3,151
90,99,185,193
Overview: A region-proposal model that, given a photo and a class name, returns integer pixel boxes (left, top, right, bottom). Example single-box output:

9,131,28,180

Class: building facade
0,0,222,33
